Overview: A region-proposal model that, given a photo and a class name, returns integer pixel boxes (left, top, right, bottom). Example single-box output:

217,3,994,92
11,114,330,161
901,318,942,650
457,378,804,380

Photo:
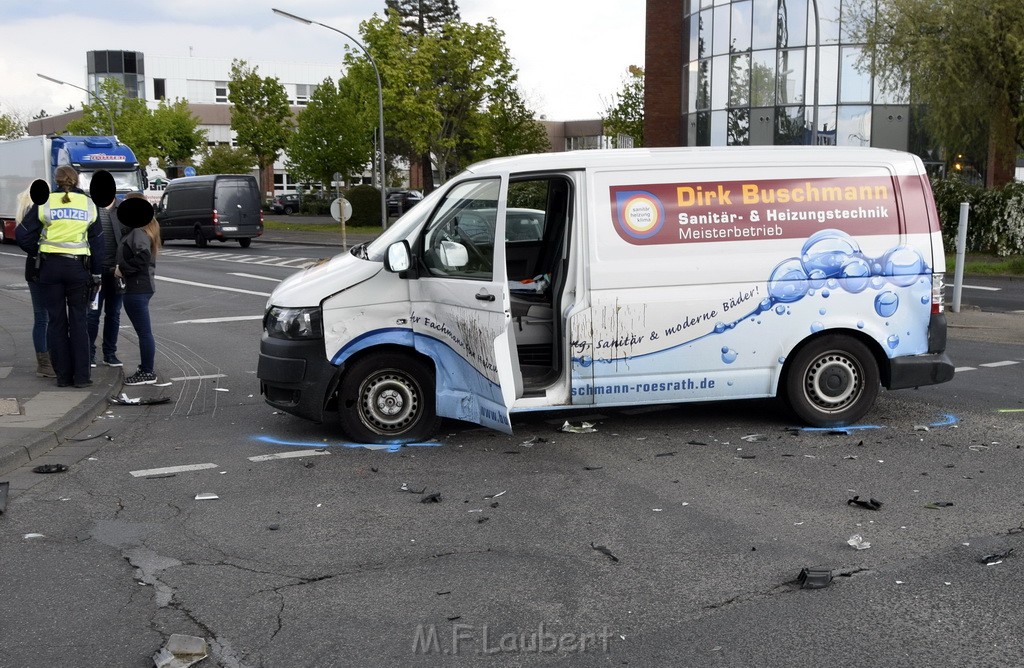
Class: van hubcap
804,352,860,411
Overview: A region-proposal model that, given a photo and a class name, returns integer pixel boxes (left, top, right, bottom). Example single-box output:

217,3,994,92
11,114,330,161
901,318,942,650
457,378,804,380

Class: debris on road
654,451,677,458
520,436,547,447
980,548,1014,565
194,493,219,501
924,502,954,510
23,533,44,540
583,466,603,471
400,483,426,494
797,567,833,589
32,464,68,474
421,492,442,504
0,481,7,514
484,490,506,500
740,434,766,442
847,495,883,511
110,393,171,406
847,534,871,550
591,542,619,563
66,428,111,442
560,421,597,434
153,634,208,668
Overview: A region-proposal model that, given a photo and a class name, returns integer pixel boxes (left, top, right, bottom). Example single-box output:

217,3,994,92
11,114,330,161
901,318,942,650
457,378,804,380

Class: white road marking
979,360,1019,368
954,367,976,373
174,315,263,324
248,450,331,462
130,463,218,477
157,275,270,297
229,273,281,282
169,374,228,381
961,284,1001,292
160,248,318,269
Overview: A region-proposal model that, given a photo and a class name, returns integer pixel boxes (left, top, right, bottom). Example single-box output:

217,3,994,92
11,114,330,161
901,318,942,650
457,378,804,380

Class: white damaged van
258,147,954,443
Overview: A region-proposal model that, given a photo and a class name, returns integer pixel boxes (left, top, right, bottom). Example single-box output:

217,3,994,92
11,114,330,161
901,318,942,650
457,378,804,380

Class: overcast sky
0,0,645,122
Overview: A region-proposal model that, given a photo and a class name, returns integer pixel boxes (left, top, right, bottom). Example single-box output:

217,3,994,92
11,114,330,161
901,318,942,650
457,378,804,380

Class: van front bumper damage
885,313,955,390
257,335,338,423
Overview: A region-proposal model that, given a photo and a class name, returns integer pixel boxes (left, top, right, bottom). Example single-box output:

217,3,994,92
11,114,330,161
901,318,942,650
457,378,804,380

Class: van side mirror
439,240,469,268
385,240,411,273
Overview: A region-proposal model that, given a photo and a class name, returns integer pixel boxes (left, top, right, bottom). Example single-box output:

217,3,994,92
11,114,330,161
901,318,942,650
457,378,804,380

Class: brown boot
36,352,56,378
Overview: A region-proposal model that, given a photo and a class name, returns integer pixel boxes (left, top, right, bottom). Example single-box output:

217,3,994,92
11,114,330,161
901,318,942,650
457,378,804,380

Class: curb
0,366,118,476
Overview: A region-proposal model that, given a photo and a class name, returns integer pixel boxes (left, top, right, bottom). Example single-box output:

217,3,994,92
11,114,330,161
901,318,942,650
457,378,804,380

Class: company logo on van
614,190,665,239
84,153,127,162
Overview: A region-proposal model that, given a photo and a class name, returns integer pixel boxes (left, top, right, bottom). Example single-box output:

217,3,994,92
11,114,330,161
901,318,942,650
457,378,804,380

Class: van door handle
475,291,496,302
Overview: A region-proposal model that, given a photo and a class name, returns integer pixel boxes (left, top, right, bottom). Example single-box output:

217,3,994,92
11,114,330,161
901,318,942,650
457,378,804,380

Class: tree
357,13,526,186
287,77,376,187
0,106,27,139
149,99,207,169
602,65,645,148
200,144,256,175
228,59,293,196
65,79,205,169
385,0,460,35
847,0,1024,187
469,86,550,162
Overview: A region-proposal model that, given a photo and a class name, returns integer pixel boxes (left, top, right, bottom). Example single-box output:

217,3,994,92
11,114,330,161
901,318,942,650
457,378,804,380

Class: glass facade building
87,50,145,100
645,0,940,170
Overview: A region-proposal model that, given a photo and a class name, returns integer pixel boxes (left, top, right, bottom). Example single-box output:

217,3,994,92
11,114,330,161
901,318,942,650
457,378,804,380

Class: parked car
387,189,423,218
271,193,301,215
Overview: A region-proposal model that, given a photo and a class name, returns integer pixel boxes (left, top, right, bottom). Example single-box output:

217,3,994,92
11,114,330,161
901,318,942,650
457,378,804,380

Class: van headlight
264,306,323,340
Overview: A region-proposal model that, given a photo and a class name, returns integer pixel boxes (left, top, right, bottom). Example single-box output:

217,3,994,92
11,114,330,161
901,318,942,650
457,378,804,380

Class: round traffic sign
331,197,353,222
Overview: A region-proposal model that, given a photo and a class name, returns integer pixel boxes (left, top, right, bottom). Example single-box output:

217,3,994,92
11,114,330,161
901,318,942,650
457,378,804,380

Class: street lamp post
37,73,116,137
273,8,388,230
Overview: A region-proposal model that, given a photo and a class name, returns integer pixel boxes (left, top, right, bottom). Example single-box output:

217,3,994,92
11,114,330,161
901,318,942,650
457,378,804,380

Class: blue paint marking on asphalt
928,413,958,427
796,424,884,433
253,435,442,453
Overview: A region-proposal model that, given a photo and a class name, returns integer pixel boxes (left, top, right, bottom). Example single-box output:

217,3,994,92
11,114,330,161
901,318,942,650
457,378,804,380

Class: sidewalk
2,223,1022,484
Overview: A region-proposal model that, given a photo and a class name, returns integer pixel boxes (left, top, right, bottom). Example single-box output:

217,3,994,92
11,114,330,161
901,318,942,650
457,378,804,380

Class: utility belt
37,252,90,272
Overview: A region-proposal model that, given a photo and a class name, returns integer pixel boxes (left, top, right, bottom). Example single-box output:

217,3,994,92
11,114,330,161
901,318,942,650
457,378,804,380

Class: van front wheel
784,335,879,427
338,354,441,444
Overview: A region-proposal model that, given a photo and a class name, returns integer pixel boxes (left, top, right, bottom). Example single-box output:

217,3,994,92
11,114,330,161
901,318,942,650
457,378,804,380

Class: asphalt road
1,242,1022,667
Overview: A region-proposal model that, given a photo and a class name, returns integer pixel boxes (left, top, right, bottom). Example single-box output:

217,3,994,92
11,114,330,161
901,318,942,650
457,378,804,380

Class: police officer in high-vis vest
17,165,104,387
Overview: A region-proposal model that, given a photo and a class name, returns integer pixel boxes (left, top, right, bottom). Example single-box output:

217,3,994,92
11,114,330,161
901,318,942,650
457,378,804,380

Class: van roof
463,146,926,177
167,174,257,186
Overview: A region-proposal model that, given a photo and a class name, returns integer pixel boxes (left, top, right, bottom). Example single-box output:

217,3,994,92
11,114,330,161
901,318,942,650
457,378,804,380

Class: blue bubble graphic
811,321,824,333
840,256,872,293
768,259,810,303
579,356,593,368
721,348,738,364
857,320,865,329
778,356,786,364
819,308,827,315
869,276,886,290
883,246,927,287
875,291,899,318
920,295,929,305
714,322,727,334
886,334,900,349
821,289,830,298
801,230,860,278
775,305,786,315
807,268,827,289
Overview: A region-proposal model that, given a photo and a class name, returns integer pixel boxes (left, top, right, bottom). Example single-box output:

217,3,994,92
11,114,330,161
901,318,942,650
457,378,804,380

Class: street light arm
36,72,116,137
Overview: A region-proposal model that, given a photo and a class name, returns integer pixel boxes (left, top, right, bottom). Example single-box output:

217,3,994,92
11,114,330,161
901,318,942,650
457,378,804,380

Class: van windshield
365,186,446,262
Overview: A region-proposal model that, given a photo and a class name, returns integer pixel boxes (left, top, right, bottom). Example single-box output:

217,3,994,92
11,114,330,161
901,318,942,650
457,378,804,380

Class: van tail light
931,273,945,314
212,209,220,227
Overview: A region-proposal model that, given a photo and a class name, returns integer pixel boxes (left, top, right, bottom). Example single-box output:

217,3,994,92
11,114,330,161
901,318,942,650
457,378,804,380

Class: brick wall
644,0,685,147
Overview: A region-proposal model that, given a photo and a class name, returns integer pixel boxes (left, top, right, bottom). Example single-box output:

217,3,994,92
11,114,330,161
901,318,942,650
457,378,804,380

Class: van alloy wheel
785,334,879,427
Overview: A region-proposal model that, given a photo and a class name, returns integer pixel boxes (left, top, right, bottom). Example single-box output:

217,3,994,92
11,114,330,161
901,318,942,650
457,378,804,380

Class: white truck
0,135,145,243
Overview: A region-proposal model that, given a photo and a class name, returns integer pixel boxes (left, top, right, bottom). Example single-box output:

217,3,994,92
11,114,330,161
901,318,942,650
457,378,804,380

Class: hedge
931,177,1024,256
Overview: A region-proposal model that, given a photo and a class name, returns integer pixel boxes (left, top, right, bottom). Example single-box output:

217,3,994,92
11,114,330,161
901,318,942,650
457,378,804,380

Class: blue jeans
87,271,123,359
122,292,155,373
27,280,48,354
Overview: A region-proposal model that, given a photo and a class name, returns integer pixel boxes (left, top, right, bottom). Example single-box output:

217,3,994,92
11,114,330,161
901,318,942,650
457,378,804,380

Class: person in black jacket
114,193,160,385
87,199,126,368
14,186,55,377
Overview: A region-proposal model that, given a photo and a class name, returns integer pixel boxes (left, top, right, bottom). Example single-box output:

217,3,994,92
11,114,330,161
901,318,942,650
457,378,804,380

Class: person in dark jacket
115,193,160,385
87,200,126,368
16,165,103,387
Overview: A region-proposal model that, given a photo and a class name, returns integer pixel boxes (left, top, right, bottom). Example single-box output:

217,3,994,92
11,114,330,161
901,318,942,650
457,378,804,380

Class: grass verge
264,219,382,236
946,254,1024,276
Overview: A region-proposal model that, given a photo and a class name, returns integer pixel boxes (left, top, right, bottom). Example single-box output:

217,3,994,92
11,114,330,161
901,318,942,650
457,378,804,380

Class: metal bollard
951,202,969,313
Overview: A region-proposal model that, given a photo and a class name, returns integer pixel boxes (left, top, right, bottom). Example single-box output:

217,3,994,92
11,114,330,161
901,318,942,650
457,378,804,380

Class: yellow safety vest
38,191,96,256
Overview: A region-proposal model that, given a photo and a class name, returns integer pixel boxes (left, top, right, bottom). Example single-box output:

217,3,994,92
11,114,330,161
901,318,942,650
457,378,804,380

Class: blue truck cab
51,135,145,201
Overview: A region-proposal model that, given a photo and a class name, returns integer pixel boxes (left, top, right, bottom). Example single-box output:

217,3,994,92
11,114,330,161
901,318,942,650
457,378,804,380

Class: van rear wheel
238,238,251,248
784,334,879,427
194,229,207,248
338,353,441,444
